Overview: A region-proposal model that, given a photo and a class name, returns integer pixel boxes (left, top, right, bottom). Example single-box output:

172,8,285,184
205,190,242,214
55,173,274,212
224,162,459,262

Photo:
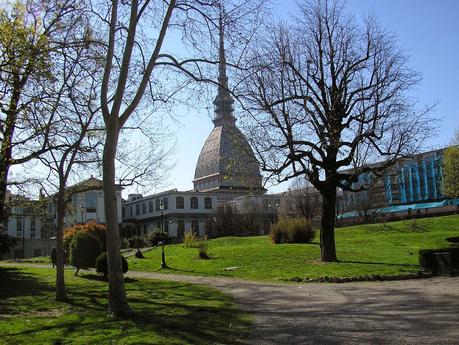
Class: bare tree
95,0,265,317
239,0,435,261
36,22,104,301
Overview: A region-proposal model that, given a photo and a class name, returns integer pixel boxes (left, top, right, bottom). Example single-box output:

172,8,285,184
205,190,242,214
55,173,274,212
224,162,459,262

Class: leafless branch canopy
238,0,436,192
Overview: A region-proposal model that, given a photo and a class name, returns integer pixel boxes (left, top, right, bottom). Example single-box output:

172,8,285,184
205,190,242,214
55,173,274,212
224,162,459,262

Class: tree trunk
320,187,338,262
103,120,132,317
55,191,67,301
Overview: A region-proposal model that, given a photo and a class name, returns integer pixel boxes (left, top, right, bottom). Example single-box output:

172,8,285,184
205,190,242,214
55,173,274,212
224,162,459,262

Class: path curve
126,271,459,345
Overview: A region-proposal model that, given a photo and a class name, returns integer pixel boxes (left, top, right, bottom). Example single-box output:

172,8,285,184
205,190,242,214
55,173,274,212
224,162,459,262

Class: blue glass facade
388,151,443,206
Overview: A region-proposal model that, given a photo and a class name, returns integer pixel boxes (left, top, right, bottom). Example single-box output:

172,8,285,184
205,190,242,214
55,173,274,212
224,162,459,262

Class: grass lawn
0,266,251,345
129,214,459,281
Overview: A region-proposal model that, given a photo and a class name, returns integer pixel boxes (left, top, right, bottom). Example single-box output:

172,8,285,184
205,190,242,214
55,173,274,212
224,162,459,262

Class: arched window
204,197,212,209
190,196,198,209
176,196,184,209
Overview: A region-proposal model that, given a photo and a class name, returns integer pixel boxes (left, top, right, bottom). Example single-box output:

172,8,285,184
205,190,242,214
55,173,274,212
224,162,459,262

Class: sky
158,0,458,195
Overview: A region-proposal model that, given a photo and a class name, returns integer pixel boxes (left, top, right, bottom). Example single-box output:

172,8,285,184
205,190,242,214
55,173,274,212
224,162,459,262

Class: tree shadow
78,273,138,284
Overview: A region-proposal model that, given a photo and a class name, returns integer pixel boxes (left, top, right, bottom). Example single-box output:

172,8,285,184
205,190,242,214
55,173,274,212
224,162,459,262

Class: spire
213,7,236,127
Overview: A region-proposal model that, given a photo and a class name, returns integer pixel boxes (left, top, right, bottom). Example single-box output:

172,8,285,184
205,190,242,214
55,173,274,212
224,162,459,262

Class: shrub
198,237,209,259
95,252,128,278
183,231,198,248
70,232,103,274
270,218,315,244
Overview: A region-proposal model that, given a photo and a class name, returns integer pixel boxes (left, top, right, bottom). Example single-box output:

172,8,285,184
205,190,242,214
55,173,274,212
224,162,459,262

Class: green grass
129,215,459,281
0,266,251,345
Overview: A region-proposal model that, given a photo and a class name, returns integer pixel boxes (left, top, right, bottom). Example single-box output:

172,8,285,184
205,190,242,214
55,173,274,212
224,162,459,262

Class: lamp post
159,199,168,269
268,200,279,225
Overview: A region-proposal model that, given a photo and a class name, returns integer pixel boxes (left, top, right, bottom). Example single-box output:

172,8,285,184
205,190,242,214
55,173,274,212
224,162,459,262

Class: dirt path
127,271,459,345
3,263,459,344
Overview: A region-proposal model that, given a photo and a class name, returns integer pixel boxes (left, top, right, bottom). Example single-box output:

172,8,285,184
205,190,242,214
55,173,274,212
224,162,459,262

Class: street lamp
268,200,280,225
159,199,168,269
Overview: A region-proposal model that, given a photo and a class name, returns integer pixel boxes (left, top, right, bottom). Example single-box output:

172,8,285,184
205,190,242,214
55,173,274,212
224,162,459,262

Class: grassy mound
128,215,459,281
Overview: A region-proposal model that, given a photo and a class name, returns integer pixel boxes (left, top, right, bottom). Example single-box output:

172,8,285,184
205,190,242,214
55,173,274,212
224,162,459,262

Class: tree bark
103,119,132,317
55,189,67,301
320,187,338,262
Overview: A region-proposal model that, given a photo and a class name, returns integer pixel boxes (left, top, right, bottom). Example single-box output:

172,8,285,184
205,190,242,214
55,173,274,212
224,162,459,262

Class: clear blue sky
159,0,459,195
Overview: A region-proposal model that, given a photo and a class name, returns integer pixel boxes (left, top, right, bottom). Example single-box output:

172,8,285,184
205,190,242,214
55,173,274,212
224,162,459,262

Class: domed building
193,15,264,201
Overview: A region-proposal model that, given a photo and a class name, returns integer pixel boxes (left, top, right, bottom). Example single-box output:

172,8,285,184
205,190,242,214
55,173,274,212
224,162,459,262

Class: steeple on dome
193,10,263,199
212,10,236,127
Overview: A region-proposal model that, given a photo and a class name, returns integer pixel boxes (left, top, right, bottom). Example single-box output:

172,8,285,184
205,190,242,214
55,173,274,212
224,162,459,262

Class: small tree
443,131,459,198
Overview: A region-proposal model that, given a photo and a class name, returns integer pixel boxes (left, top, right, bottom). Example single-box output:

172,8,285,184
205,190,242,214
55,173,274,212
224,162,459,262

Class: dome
193,123,262,193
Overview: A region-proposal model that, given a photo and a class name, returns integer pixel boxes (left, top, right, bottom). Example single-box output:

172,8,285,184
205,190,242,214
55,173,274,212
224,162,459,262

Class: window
191,219,199,233
135,204,140,216
142,202,146,214
16,217,23,237
128,205,133,217
122,207,126,218
84,191,97,211
191,197,198,209
30,218,36,232
30,233,35,239
148,200,154,213
204,197,212,209
177,219,185,240
162,197,168,210
155,199,160,211
176,196,184,209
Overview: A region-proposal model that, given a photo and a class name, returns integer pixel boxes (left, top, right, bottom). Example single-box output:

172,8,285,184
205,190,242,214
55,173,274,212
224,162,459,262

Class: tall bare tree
239,0,435,261
36,22,104,301
96,0,265,317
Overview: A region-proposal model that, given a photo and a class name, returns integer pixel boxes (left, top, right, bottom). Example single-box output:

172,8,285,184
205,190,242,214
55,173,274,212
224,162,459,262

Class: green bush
270,218,315,244
70,232,103,273
95,252,128,278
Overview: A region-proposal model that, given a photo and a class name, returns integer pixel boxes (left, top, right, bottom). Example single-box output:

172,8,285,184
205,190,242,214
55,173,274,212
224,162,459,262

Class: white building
122,190,219,240
48,177,123,228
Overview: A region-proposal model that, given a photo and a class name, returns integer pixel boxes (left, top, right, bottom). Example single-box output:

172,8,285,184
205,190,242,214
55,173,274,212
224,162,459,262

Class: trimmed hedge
419,247,459,274
95,252,128,278
70,232,103,272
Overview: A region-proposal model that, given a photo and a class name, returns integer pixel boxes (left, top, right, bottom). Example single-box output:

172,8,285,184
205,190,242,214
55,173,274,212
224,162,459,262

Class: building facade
122,190,220,240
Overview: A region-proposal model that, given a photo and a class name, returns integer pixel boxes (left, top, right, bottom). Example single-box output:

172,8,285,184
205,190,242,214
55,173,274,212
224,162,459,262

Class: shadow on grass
0,267,53,296
78,273,138,284
1,267,250,344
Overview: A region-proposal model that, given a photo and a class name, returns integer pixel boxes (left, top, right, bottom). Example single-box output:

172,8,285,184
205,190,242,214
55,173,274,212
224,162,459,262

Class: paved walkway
3,263,459,344
127,271,459,345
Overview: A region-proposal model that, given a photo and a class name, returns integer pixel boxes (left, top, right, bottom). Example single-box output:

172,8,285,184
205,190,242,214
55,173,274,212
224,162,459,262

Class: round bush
270,218,315,244
70,232,103,270
95,252,128,278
